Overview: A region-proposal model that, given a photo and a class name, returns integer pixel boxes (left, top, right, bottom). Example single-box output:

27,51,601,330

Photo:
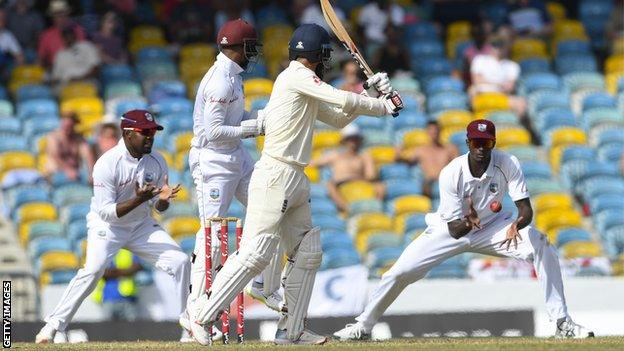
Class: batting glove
381,91,404,116
365,72,393,95
241,118,263,138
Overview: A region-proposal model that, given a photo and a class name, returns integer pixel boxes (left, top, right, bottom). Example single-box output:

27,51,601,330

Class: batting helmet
288,24,333,69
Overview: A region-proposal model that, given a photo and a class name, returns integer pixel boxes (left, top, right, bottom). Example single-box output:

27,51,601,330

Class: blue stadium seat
52,184,93,208
311,198,338,216
115,99,149,116
414,58,452,79
179,236,196,254
17,99,58,120
23,116,59,139
590,194,624,216
521,162,552,180
409,41,444,58
555,54,597,75
424,76,464,96
404,22,438,40
159,113,194,134
67,219,87,250
320,230,355,251
555,228,592,248
16,85,52,102
355,116,386,130
404,213,427,234
250,97,269,110
597,143,623,163
582,93,617,112
321,248,360,270
579,0,613,20
28,221,63,243
100,64,136,84
561,146,595,165
361,130,393,147
480,2,508,26
380,163,411,181
148,80,187,103
597,129,624,148
583,108,623,131
531,92,570,113
556,40,592,56
604,225,624,258
520,73,561,95
0,86,6,100
538,108,577,132
385,179,422,200
0,100,13,117
390,111,427,131
136,46,173,63
519,58,550,75
45,270,77,284
310,183,328,199
137,62,177,81
0,118,22,135
0,136,28,152
10,187,49,214
583,177,624,199
425,255,468,279
312,214,346,232
61,203,90,226
29,237,72,260
367,247,403,270
150,97,193,115
596,209,624,234
427,92,468,114
348,199,384,216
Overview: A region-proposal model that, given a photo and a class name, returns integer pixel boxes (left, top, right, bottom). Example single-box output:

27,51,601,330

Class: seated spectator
169,0,213,44
7,0,44,60
469,36,526,117
338,60,365,93
372,25,410,77
93,12,127,64
396,121,458,197
38,0,85,67
93,123,121,159
0,7,24,71
358,0,405,55
214,1,255,38
505,0,551,38
45,112,95,184
299,0,345,33
52,25,101,87
311,125,384,212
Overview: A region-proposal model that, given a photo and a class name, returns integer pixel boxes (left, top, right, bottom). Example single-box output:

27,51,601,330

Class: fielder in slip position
36,110,190,343
184,18,283,344
189,23,403,345
334,119,594,340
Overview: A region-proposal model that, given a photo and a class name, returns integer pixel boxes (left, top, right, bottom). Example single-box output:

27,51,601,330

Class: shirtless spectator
397,121,458,197
311,125,383,212
92,123,120,159
45,112,95,184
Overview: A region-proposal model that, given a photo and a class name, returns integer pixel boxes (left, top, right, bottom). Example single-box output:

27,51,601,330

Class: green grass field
10,337,624,351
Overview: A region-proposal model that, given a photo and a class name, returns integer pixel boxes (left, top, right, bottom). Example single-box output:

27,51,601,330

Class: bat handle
363,81,370,90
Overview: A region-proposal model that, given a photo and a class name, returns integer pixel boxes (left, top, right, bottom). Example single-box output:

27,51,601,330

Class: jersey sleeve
92,157,119,222
202,77,244,142
437,165,464,222
506,155,529,201
316,102,357,128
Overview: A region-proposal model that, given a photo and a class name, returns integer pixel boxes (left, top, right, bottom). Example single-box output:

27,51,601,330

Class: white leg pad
263,242,284,296
283,227,322,340
195,233,279,324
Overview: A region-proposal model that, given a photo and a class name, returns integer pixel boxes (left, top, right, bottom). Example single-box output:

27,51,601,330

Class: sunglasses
468,138,495,149
124,128,157,137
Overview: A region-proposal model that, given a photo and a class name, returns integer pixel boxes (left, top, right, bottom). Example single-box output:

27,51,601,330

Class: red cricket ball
490,200,502,213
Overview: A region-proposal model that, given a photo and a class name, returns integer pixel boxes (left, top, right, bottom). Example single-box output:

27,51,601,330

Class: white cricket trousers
356,212,569,331
44,219,190,331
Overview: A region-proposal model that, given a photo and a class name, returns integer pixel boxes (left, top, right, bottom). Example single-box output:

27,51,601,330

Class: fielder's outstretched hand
135,182,162,202
466,197,481,230
500,216,524,251
158,175,181,202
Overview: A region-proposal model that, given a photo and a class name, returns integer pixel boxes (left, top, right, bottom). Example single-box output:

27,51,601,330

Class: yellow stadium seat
496,128,531,149
440,126,464,145
606,73,624,95
472,92,510,113
392,195,431,217
366,146,396,167
244,79,274,97
130,25,165,43
533,192,574,213
39,251,80,272
37,154,47,173
0,151,36,177
546,2,566,21
262,24,294,42
355,229,399,254
447,21,471,40
128,39,166,55
185,78,201,99
554,20,586,38
355,212,393,234
10,65,45,82
180,60,213,81
312,130,341,151
536,210,582,234
339,180,376,203
402,129,430,148
60,82,98,100
605,55,624,75
173,132,193,154
17,202,57,224
614,37,624,55
60,97,104,117
437,110,472,130
75,114,103,136
176,186,190,202
173,152,187,171
305,166,320,183
550,127,587,149
180,43,217,62
158,150,173,168
562,241,603,259
165,217,200,238
511,38,548,61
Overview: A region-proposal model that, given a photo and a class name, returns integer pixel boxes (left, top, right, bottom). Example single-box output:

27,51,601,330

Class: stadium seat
321,230,355,251
590,194,624,216
505,146,540,163
437,110,472,130
519,58,550,75
105,81,143,100
23,115,59,139
311,198,337,216
23,220,64,246
401,129,430,148
511,38,548,61
170,132,193,154
60,97,104,118
533,192,573,213
384,179,422,200
525,178,563,196
100,64,136,84
348,199,384,217
548,127,587,149
67,219,87,249
389,195,431,216
366,247,403,277
562,72,605,93
555,40,591,56
52,184,93,208
29,237,72,260
148,81,186,103
0,151,36,177
355,116,386,130
583,108,624,131
313,214,346,232
354,213,393,235
379,163,411,181
605,55,624,75
243,79,273,97
424,76,464,96
562,241,603,259
8,186,48,212
16,85,52,102
472,92,509,113
536,210,582,236
398,213,428,234
555,228,591,248
366,232,402,252
38,251,80,272
312,130,341,151
555,54,597,75
136,46,173,63
61,203,91,227
495,128,531,148
520,73,561,96
321,248,360,270
17,99,58,119
339,180,376,203
538,108,577,132
150,97,193,116
366,146,396,167
16,202,57,225
60,82,98,101
165,217,200,239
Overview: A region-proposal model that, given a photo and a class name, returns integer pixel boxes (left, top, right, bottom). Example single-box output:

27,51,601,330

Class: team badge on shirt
489,183,499,193
209,188,220,200
144,172,155,184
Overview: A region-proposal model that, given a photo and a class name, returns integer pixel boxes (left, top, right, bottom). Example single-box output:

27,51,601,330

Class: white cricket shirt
428,149,529,229
191,53,254,151
88,139,168,228
262,60,388,167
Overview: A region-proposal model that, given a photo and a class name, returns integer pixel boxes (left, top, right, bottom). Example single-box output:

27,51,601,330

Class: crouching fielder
190,23,403,345
36,110,190,343
333,119,594,340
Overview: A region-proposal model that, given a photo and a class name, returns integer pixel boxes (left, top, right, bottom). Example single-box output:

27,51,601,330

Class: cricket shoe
555,318,595,338
332,322,371,341
35,323,57,344
274,328,328,345
245,283,285,312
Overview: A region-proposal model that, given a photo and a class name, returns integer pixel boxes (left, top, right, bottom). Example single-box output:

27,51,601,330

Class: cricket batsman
36,110,189,343
183,19,284,344
333,119,594,340
189,23,403,345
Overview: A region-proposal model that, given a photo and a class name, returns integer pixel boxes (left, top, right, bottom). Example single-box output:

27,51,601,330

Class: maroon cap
467,119,496,140
217,19,257,47
120,109,163,130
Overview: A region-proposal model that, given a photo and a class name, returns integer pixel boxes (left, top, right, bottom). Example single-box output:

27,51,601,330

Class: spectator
311,125,384,212
469,36,526,117
38,0,86,67
396,121,458,197
45,112,95,184
51,25,101,87
299,0,346,33
463,20,495,65
505,0,551,38
93,123,121,159
607,0,624,50
169,0,213,44
372,25,410,77
0,7,24,70
358,0,405,55
92,249,143,321
214,1,255,37
93,12,127,64
338,60,365,93
7,0,44,59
